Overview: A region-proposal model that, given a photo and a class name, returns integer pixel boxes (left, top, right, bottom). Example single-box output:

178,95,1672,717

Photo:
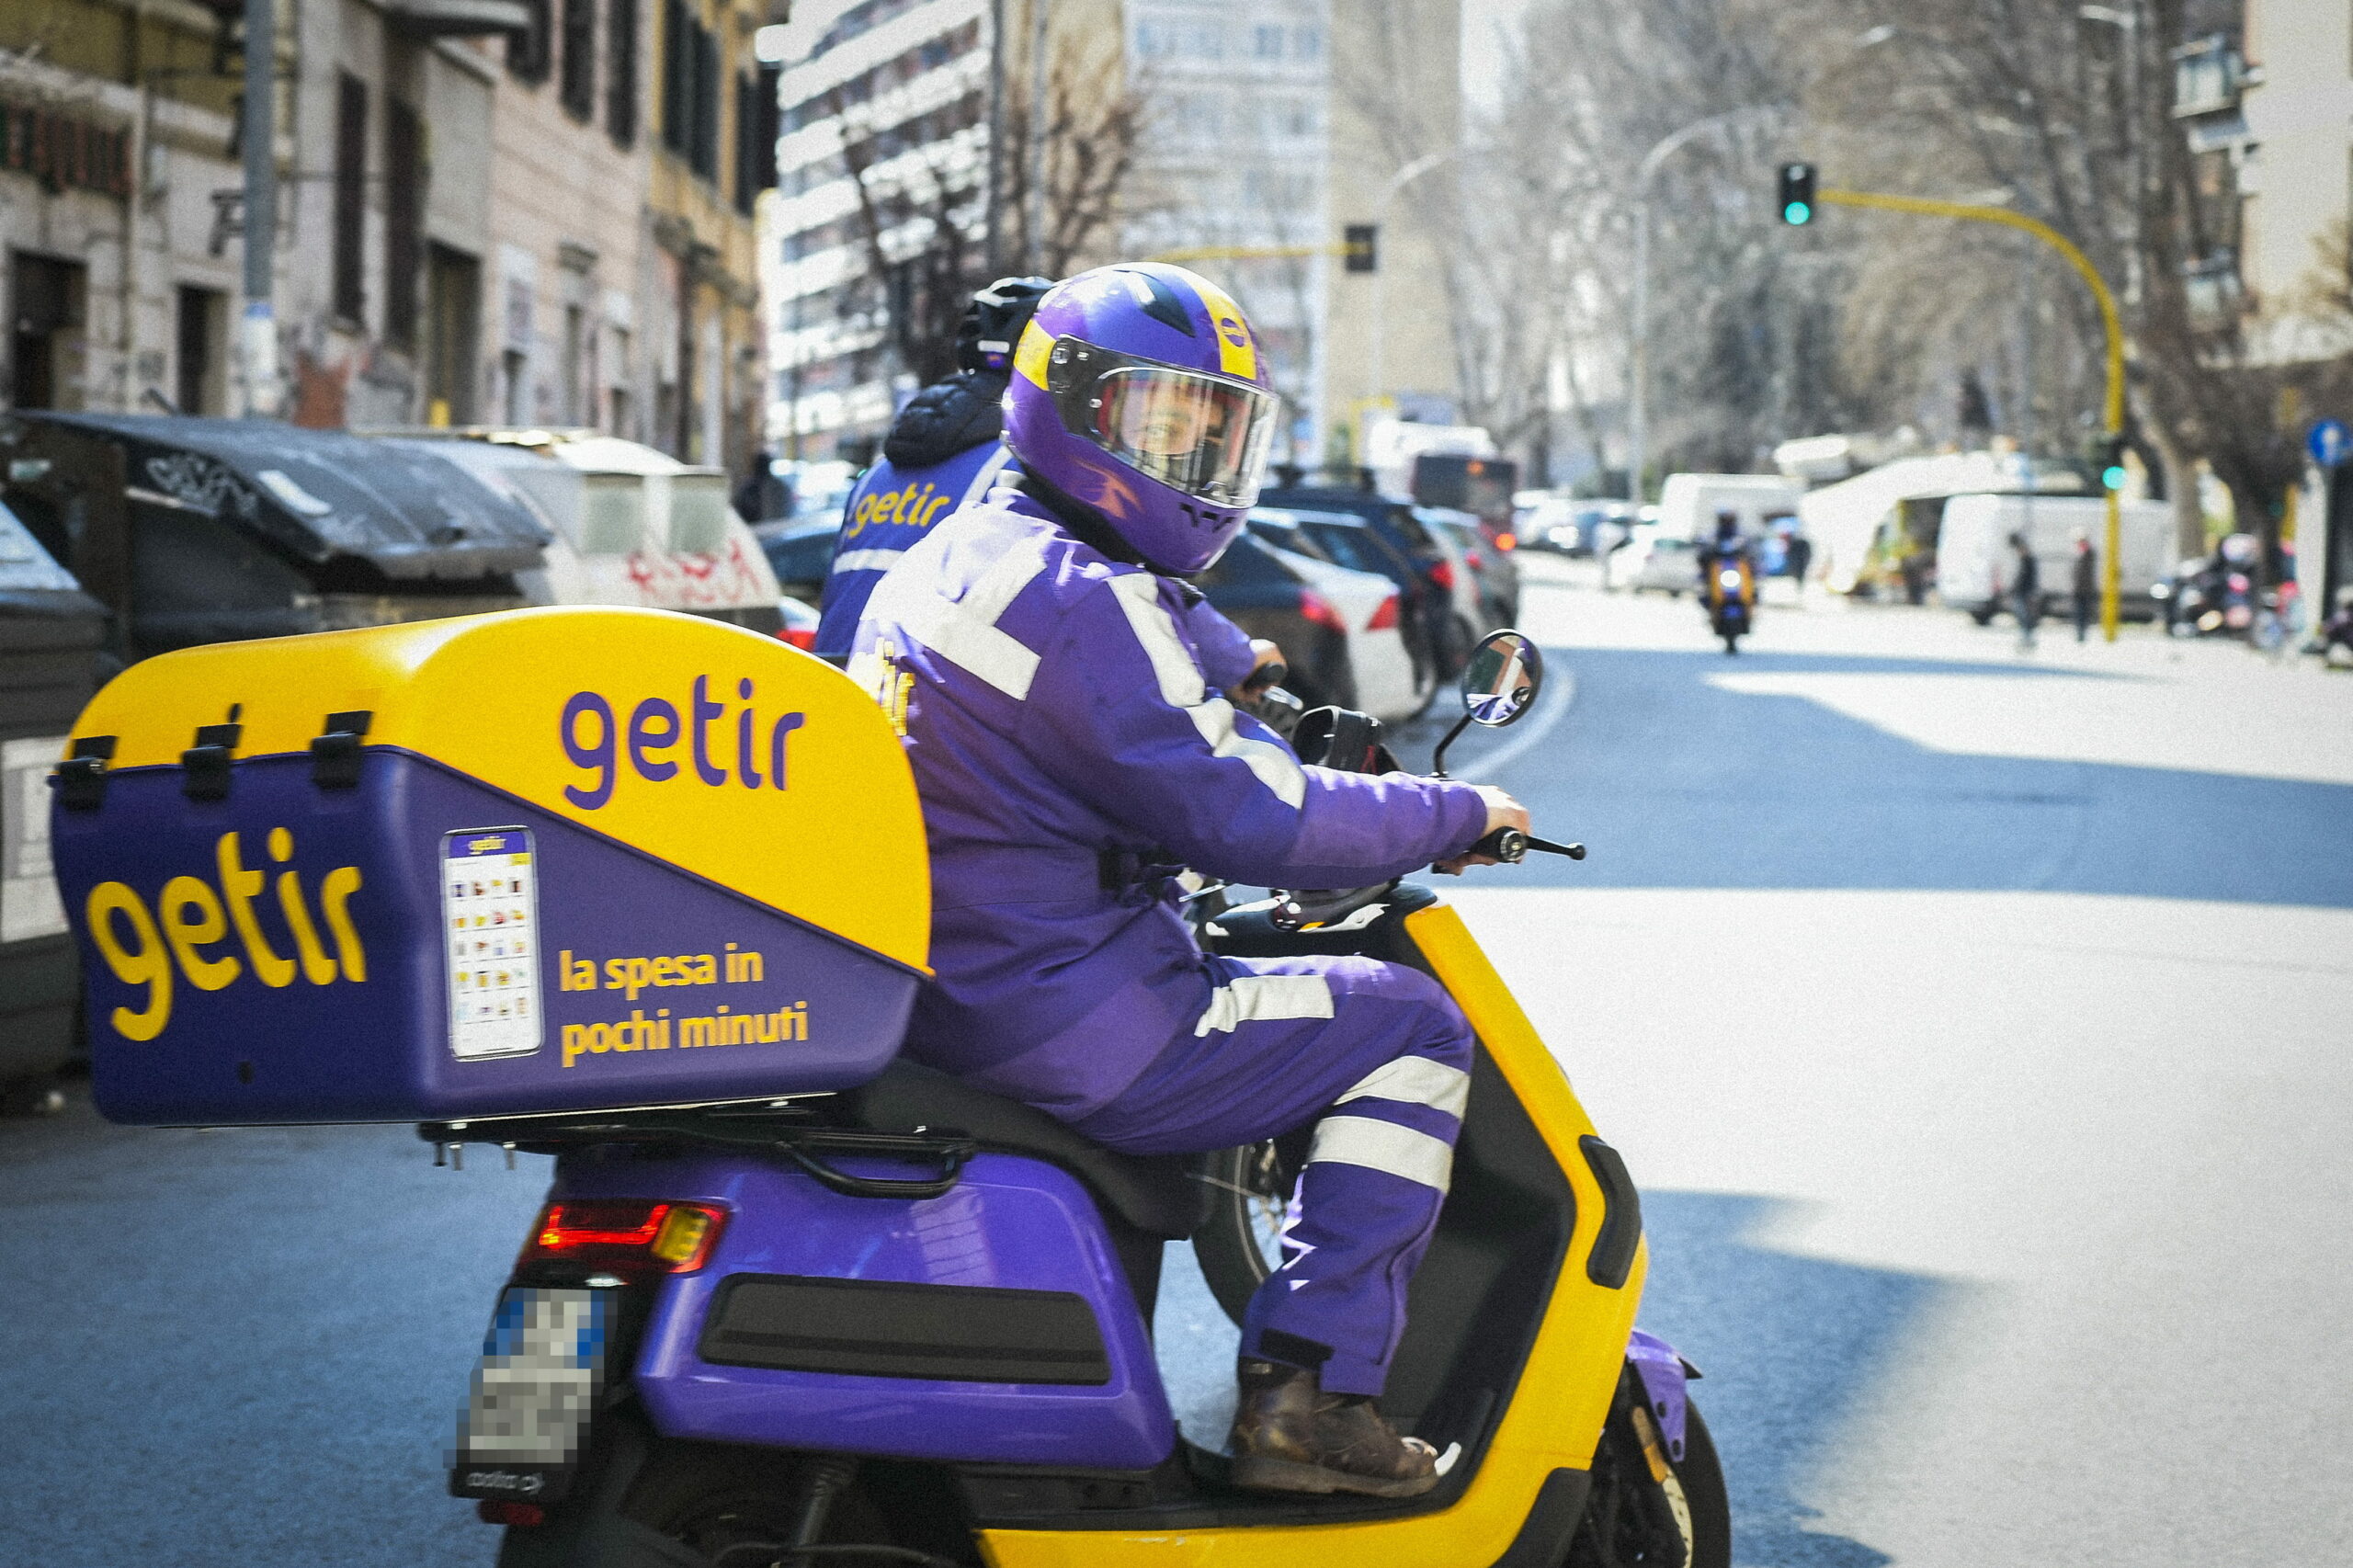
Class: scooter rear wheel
1568,1389,1730,1568
1193,1139,1301,1324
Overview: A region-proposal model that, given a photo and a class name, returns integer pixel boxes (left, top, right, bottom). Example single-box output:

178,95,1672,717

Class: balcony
385,0,534,36
2172,34,2244,119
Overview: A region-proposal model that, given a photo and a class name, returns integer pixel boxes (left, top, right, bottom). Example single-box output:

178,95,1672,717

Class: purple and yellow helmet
1002,263,1283,574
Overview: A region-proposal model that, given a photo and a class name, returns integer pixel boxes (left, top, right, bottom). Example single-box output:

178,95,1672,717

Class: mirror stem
1429,711,1473,779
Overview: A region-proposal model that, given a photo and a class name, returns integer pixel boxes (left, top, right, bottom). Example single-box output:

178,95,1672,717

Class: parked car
1614,523,1702,595
1245,511,1423,724
1259,484,1460,679
0,495,105,1115
756,517,843,606
777,594,822,653
1254,506,1445,714
1,413,548,662
389,430,784,635
1418,506,1519,630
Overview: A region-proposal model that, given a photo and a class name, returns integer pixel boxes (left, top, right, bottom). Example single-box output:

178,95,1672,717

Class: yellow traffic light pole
1818,187,2128,641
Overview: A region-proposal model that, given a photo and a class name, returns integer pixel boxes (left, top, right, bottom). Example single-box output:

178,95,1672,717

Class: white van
1654,472,1806,543
1935,494,2172,622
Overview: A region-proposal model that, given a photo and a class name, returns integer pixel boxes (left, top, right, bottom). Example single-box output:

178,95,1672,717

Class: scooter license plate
450,1286,614,1505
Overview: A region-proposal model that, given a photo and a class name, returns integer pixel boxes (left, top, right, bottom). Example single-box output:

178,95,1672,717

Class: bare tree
833,27,1153,392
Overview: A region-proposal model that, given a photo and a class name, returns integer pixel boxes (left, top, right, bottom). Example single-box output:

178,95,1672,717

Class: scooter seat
837,1062,1210,1240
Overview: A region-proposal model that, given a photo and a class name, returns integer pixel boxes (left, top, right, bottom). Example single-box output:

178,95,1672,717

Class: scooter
1700,551,1755,655
436,631,1730,1568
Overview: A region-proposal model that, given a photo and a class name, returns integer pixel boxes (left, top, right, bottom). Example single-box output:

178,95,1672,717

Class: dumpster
2,496,106,1108
382,430,785,635
0,413,549,661
47,607,927,1124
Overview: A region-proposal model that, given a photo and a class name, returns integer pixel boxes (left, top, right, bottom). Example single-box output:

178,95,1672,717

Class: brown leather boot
1227,1358,1440,1498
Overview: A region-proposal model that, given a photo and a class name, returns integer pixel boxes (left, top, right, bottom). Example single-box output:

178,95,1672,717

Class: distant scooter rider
1699,510,1756,647
814,276,1054,658
853,264,1527,1498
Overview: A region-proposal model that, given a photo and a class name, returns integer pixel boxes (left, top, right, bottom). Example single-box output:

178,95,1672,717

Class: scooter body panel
552,1149,1176,1469
972,902,1646,1567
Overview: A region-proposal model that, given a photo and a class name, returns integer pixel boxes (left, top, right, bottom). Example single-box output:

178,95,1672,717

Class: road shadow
1641,1190,1953,1568
0,1094,537,1566
1453,648,2353,908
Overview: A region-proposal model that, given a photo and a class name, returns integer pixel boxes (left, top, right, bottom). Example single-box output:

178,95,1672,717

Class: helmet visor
1079,365,1281,508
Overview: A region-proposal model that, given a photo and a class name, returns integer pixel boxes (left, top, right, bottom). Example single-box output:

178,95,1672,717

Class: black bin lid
18,414,550,579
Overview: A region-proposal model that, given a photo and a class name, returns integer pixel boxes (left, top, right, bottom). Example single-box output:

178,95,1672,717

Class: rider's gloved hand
1433,786,1529,875
1228,639,1287,703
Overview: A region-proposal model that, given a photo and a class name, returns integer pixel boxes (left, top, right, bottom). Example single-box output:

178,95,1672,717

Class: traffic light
1778,164,1815,225
1343,223,1378,274
2094,435,2128,491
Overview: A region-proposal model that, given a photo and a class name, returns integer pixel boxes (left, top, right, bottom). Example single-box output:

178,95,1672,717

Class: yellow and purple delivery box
47,608,928,1124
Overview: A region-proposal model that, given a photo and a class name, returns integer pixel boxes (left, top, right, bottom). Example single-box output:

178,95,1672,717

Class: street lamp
1364,149,1461,421
2077,3,2143,307
1626,106,1777,506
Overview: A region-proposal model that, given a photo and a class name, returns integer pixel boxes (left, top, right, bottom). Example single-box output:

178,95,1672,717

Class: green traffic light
2102,465,2127,490
1784,201,1812,225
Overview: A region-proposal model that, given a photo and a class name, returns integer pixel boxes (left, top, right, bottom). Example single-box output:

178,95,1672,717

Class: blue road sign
2308,418,2350,469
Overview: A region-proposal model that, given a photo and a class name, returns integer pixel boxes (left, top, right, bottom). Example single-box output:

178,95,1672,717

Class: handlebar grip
1472,827,1529,862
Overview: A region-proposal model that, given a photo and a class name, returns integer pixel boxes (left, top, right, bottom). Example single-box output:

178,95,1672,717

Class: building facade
3,0,775,474
764,0,995,458
1123,0,1461,472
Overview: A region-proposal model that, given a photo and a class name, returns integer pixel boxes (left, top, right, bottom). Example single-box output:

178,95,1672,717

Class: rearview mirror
1460,631,1541,728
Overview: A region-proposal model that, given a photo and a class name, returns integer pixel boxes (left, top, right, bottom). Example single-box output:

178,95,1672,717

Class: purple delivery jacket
852,488,1491,1120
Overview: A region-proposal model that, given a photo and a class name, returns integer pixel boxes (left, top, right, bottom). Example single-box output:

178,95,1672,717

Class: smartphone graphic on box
442,827,542,1061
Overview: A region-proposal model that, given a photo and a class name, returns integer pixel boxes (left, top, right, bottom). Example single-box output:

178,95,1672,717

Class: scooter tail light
1367,593,1401,631
520,1199,727,1275
1298,590,1348,632
1428,561,1457,592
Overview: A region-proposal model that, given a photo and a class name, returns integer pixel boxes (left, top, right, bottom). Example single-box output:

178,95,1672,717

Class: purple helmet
1002,263,1283,574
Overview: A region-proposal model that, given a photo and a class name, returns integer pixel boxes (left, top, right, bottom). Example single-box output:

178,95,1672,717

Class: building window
662,0,689,155
734,67,778,216
692,23,720,179
175,285,225,415
425,244,482,425
385,98,424,348
333,73,368,324
1254,24,1281,59
561,0,597,120
608,0,639,146
510,0,554,83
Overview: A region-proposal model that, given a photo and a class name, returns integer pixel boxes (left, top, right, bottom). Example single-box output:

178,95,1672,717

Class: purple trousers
1069,954,1474,1397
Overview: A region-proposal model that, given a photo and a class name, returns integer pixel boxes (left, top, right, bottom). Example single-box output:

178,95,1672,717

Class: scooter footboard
608,1150,1176,1471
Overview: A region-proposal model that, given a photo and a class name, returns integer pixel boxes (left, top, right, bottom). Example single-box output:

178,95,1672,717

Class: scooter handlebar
1469,827,1586,864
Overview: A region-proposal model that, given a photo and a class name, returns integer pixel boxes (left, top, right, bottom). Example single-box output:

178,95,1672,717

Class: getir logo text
561,676,806,810
83,828,365,1041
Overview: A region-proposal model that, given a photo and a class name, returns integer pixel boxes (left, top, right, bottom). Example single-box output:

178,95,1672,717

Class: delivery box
48,608,929,1124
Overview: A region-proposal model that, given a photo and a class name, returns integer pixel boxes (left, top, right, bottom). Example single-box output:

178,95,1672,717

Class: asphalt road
5,560,2348,1565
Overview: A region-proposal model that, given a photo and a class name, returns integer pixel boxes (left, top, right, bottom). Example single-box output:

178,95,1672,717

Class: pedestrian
2010,532,2040,650
2070,529,2097,642
1785,531,1813,604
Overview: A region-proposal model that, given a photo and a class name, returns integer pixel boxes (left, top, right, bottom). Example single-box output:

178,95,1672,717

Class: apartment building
1123,0,1332,466
765,0,995,455
1,0,517,423
3,0,775,473
1124,0,1461,471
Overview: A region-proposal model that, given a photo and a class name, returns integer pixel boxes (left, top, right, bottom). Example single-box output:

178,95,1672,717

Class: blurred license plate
451,1287,612,1503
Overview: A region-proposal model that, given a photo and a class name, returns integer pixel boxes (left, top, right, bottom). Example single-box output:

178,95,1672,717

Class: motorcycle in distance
1699,544,1756,655
440,630,1729,1568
